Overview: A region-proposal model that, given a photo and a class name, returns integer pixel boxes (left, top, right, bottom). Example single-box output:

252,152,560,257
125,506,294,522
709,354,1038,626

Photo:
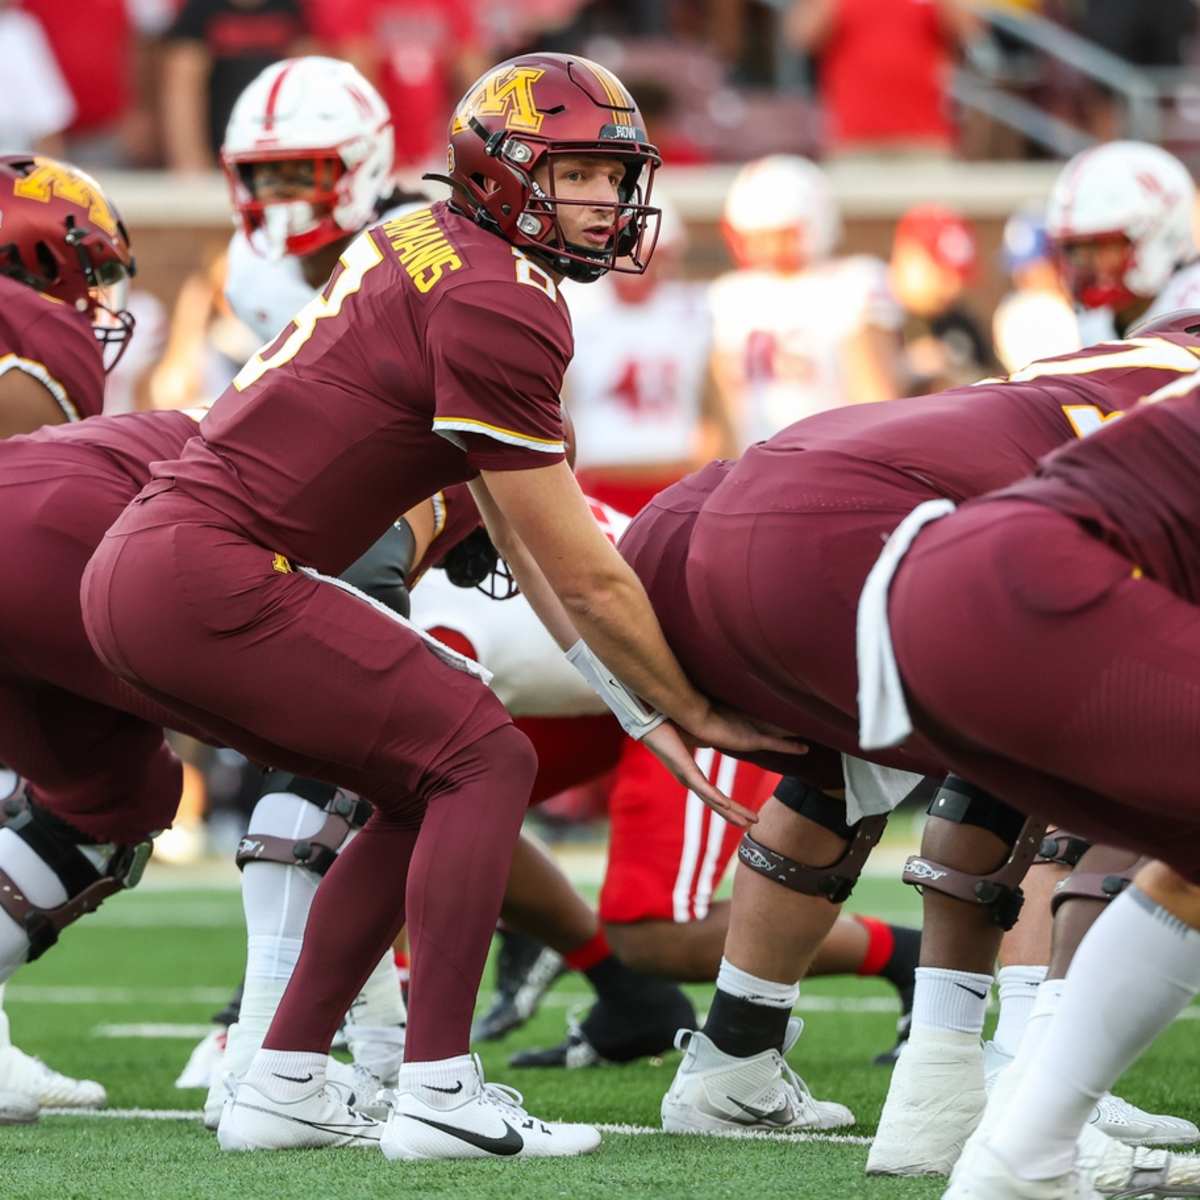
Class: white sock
344,954,406,1083
399,1053,476,1105
990,887,1200,1181
991,964,1047,1058
910,967,993,1036
0,982,10,1047
242,1049,326,1100
716,957,799,1008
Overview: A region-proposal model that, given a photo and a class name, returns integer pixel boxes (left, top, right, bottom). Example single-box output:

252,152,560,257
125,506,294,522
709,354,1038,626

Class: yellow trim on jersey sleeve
432,416,566,453
429,490,448,537
0,352,80,422
1005,338,1200,382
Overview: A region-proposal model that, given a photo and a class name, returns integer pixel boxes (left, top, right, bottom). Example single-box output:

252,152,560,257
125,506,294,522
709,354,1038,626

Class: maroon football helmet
435,53,661,283
1126,307,1200,340
0,155,137,370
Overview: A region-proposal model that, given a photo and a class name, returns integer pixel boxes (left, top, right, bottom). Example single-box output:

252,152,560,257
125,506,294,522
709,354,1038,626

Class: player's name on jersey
382,209,463,294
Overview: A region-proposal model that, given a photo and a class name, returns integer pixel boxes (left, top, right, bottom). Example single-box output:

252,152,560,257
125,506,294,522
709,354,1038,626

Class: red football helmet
0,155,136,370
435,53,661,283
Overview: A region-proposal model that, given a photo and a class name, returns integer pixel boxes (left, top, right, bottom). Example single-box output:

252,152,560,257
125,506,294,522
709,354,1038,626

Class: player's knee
603,921,667,975
477,723,538,797
124,740,183,841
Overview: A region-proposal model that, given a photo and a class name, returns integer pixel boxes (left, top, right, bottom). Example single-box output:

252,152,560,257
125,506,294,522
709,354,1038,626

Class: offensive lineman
0,153,137,1119
81,53,794,1160
858,365,1200,1200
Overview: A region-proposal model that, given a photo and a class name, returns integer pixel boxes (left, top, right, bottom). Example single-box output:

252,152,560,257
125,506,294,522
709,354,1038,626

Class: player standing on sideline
857,365,1200,1200
1048,141,1200,346
708,154,902,446
0,153,136,1121
81,52,796,1160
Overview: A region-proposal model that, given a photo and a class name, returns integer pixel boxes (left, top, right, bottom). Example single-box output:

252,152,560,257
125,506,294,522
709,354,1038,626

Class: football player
0,153,135,434
1048,140,1200,345
80,52,794,1160
612,329,1200,1194
564,197,737,517
410,506,918,1080
0,152,136,1122
708,154,902,446
858,355,1200,1200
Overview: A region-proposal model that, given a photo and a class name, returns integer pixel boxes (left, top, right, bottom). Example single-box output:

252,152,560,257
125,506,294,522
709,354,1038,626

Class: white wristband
565,640,666,741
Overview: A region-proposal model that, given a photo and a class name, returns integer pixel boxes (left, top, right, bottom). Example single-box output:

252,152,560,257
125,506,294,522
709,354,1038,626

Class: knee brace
737,778,887,904
0,792,151,962
900,775,1046,931
1035,830,1092,869
235,774,372,877
1049,853,1146,916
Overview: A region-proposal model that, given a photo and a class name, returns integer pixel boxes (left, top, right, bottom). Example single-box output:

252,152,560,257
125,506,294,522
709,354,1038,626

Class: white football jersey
708,255,901,446
563,278,712,468
225,200,425,345
1076,259,1200,346
409,499,631,718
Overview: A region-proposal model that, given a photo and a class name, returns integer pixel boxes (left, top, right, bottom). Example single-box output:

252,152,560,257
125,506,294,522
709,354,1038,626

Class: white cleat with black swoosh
216,1075,382,1151
660,1020,856,1136
381,1054,600,1160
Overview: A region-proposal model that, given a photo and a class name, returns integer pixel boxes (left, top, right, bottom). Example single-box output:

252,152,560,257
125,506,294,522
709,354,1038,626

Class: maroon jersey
1001,376,1200,601
0,408,197,487
707,335,1200,519
151,202,572,575
0,274,105,423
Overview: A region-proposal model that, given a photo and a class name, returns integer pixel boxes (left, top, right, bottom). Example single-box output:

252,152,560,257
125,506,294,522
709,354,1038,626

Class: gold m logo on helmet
452,66,546,136
12,159,118,237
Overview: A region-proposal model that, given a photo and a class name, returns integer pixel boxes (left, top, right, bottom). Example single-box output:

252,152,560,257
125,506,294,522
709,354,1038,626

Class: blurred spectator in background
889,202,993,392
19,0,134,165
161,0,310,172
0,0,74,152
565,199,735,518
710,155,901,447
307,0,488,169
787,0,980,160
991,206,1079,373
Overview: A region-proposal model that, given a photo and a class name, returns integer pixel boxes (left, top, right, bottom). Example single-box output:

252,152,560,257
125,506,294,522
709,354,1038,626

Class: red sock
854,914,896,977
563,929,611,973
393,948,410,983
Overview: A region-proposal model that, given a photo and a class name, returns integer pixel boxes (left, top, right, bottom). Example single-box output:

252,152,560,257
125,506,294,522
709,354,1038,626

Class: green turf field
2,845,1198,1200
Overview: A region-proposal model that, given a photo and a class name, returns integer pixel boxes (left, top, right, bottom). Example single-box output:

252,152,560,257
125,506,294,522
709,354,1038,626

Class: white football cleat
203,1070,235,1131
867,1027,984,1176
1078,1120,1200,1197
985,1040,1199,1149
944,1142,1100,1200
0,1088,38,1125
217,1074,381,1151
660,1020,855,1136
381,1055,599,1160
0,1045,105,1109
344,1022,405,1090
176,1027,227,1090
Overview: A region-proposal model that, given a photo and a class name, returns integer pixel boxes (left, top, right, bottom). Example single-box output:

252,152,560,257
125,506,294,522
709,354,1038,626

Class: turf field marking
38,1107,873,1144
9,986,233,1004
94,1023,216,1039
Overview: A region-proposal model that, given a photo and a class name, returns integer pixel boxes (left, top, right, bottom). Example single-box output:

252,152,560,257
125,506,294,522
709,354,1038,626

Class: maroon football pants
889,498,1200,882
82,489,534,1061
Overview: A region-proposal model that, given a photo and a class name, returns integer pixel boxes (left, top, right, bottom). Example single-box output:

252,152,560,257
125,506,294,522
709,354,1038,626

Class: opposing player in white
708,154,902,446
201,55,418,1127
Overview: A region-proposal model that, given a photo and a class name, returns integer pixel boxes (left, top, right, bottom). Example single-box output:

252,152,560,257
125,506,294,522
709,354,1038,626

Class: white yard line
38,1106,873,1145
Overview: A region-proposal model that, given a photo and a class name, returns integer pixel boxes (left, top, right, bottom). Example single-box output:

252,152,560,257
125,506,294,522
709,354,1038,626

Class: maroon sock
405,724,535,1062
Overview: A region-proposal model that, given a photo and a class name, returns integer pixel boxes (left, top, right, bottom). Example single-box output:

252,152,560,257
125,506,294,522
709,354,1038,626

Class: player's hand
685,703,807,758
642,721,760,829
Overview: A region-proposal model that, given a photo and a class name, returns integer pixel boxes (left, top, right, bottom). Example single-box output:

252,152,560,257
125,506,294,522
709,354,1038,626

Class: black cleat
472,929,566,1043
873,924,920,1067
510,982,697,1069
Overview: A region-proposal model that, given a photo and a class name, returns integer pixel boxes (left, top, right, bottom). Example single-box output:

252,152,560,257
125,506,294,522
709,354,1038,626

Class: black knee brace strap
1036,830,1091,869
1049,856,1145,916
235,778,372,877
737,813,888,904
773,777,857,840
900,776,1046,931
0,793,151,962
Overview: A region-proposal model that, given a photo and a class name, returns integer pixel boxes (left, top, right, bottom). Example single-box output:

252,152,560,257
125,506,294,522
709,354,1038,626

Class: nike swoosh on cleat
234,1101,379,1141
726,1096,795,1127
406,1114,524,1155
953,984,988,1000
272,1073,315,1084
425,1082,464,1095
